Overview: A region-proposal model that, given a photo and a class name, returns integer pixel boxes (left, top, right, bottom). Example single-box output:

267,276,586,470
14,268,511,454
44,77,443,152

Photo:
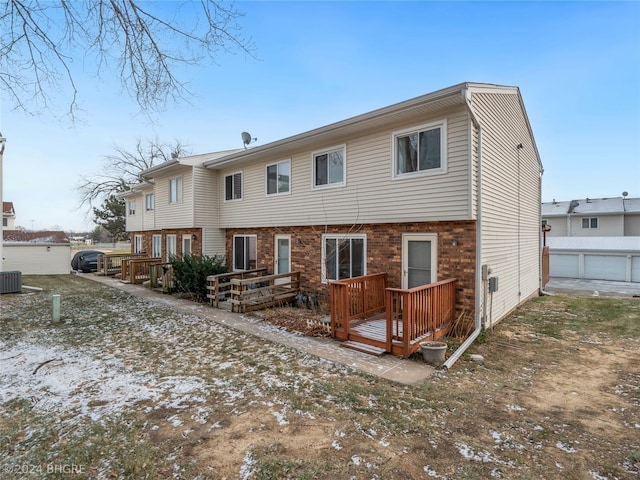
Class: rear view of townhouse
123,82,543,336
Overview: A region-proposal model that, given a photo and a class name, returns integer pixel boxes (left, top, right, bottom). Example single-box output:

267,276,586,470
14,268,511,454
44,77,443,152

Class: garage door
550,254,579,278
584,255,627,281
632,257,640,283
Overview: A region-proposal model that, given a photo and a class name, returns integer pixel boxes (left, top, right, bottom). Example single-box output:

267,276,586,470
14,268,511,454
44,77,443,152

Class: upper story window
145,193,155,211
313,145,346,189
2,218,7,227
582,217,599,229
225,172,242,201
169,176,183,204
128,200,136,215
266,160,291,195
322,234,366,283
393,120,447,178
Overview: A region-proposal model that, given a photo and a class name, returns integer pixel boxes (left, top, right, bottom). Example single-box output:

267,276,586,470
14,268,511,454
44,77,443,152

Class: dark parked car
71,250,101,273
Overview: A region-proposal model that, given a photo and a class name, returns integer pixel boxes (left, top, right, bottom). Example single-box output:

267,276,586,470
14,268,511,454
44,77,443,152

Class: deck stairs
340,340,386,357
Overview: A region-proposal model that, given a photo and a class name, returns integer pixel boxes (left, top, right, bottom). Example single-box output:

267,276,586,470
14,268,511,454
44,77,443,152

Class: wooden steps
340,340,386,357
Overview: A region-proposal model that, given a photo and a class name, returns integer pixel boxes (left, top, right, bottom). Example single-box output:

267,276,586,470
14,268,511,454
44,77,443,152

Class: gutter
443,89,483,369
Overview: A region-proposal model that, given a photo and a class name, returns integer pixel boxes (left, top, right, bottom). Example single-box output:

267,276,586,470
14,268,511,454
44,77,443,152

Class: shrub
169,254,228,302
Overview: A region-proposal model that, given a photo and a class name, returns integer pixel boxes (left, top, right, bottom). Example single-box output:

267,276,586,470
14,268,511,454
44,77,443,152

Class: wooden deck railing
207,268,269,307
229,271,301,313
329,273,387,340
121,257,163,284
386,278,457,357
149,263,174,292
96,253,146,276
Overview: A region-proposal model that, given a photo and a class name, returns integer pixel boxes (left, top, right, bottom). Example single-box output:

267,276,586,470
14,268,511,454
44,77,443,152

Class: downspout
444,89,483,369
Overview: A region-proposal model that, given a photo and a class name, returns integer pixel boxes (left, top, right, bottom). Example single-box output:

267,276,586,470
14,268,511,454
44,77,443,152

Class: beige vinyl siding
625,215,640,236
154,167,194,229
545,217,568,236
472,91,541,325
218,107,471,228
125,191,144,232
141,188,155,230
569,214,623,236
192,167,226,256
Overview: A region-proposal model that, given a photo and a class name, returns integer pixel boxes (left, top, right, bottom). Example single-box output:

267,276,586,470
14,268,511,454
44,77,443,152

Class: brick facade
129,228,203,259
226,221,476,315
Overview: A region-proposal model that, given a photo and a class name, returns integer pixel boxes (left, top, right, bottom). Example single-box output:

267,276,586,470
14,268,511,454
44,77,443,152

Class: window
169,176,182,204
322,235,366,282
582,217,599,229
182,234,191,256
145,193,155,211
166,234,177,262
152,235,162,258
233,235,257,270
128,200,136,215
225,172,242,201
2,218,7,227
393,120,447,178
266,160,291,195
134,235,143,254
313,145,345,188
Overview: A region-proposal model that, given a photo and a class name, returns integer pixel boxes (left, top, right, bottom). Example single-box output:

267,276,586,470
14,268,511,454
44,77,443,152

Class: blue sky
1,1,639,232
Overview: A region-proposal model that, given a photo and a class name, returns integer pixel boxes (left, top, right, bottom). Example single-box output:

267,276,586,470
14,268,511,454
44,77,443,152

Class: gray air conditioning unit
0,271,22,294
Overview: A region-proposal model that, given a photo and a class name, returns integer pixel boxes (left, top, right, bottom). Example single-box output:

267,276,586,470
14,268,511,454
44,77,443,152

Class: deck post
403,291,412,358
385,289,392,352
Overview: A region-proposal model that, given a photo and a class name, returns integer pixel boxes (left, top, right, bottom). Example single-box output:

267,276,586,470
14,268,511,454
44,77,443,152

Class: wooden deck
330,274,457,358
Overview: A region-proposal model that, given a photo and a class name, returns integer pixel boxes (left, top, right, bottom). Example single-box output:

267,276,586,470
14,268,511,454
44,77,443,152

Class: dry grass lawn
0,275,638,479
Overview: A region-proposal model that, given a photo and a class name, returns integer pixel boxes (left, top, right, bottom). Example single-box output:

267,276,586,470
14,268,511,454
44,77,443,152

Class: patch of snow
239,449,256,480
589,471,610,480
556,441,576,453
351,455,362,466
332,440,342,450
457,443,495,463
506,404,526,411
423,465,438,477
271,410,289,426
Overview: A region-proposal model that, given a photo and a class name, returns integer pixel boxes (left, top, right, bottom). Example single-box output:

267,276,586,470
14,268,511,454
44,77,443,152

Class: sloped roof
542,197,640,217
2,230,69,244
202,82,541,170
2,201,15,215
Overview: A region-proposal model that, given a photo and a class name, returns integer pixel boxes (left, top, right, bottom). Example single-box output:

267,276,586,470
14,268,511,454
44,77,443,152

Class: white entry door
275,235,291,284
402,234,437,289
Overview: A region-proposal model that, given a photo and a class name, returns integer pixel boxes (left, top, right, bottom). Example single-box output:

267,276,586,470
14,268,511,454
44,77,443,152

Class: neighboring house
124,82,543,328
542,196,640,237
121,150,241,262
542,196,640,283
2,230,71,274
2,201,16,230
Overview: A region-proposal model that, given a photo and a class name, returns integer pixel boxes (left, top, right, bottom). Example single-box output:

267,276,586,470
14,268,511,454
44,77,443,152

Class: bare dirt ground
0,275,638,479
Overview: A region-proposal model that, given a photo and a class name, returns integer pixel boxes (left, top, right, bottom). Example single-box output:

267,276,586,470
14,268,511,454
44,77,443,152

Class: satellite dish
622,191,628,198
241,131,257,149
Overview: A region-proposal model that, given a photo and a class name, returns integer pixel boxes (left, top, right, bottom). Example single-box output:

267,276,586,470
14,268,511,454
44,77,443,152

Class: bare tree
1,1,254,118
77,137,190,209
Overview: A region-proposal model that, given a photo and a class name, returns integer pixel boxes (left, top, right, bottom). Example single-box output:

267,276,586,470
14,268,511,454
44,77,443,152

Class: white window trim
166,234,177,262
134,234,143,254
232,234,257,271
321,233,367,284
581,217,599,229
128,200,136,216
169,176,183,204
391,119,447,180
152,234,162,258
145,193,155,211
224,171,243,202
265,159,292,196
311,144,347,190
